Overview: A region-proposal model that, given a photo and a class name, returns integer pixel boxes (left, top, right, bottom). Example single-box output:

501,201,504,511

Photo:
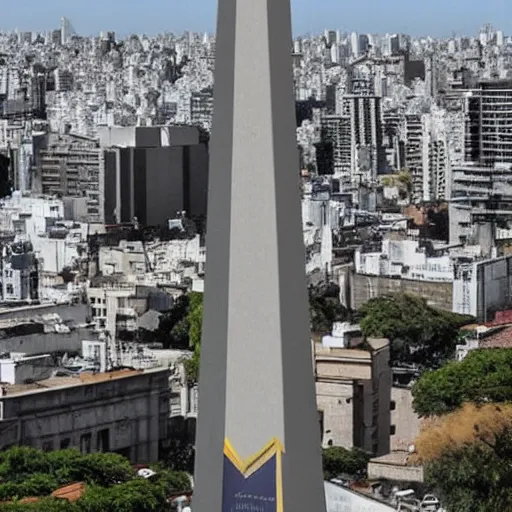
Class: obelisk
193,0,326,510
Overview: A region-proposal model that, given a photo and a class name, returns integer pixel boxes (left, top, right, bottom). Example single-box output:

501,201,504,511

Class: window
96,429,110,452
42,440,53,452
390,401,396,411
390,425,396,436
5,284,13,295
80,433,92,453
60,438,71,449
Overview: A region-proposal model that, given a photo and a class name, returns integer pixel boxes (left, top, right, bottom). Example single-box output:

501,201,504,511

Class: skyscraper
192,0,326,510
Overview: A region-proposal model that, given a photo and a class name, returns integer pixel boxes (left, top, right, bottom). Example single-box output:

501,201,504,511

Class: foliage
412,403,512,464
358,293,473,368
412,348,512,417
151,294,190,349
0,498,75,511
0,447,186,511
152,466,192,494
77,479,168,512
309,283,349,334
181,292,203,384
59,267,76,284
49,451,133,486
183,346,200,384
322,447,370,481
424,426,512,512
186,292,203,351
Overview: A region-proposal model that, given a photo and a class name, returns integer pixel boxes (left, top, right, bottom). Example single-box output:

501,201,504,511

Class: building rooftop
2,367,167,397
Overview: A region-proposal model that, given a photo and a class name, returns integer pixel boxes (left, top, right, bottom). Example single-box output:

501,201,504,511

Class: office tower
464,79,512,167
318,115,351,178
325,84,336,114
193,0,326,510
359,34,370,54
100,126,208,226
350,32,359,57
60,17,69,45
342,94,386,182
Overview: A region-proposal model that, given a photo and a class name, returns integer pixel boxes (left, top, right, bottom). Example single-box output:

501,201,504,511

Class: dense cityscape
0,12,511,512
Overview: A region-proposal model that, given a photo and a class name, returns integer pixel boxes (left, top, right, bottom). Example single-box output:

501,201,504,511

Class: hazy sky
3,0,512,38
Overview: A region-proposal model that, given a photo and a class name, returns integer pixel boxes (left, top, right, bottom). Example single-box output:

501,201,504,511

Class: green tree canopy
322,447,370,481
358,293,473,368
309,283,349,334
412,348,512,417
424,427,512,512
182,292,203,384
150,294,190,349
187,292,203,350
0,447,189,512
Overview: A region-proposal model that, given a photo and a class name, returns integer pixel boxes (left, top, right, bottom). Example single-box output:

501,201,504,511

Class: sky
2,0,512,38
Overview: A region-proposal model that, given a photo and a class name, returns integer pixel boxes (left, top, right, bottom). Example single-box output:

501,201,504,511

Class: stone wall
351,272,453,311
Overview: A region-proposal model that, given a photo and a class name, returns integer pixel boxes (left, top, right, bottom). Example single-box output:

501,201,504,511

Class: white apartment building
355,239,454,282
355,238,512,322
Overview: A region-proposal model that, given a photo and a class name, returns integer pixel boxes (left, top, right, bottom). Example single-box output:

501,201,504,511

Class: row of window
42,428,110,454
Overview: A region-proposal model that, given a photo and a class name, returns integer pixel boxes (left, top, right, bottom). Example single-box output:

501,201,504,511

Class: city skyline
3,0,512,38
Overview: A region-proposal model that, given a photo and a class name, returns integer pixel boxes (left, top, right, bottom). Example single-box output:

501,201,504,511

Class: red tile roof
52,482,86,502
480,326,512,349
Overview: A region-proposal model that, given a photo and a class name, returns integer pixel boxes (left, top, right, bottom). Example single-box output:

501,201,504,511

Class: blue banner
222,438,283,512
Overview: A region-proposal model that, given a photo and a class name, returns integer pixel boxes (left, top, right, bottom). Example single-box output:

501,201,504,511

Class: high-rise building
359,34,370,55
190,87,214,131
464,79,512,167
318,115,351,178
100,126,208,227
405,114,423,201
342,94,386,182
350,32,359,58
33,133,103,222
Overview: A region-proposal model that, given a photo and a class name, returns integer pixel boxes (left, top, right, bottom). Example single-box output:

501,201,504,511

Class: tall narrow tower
193,0,326,510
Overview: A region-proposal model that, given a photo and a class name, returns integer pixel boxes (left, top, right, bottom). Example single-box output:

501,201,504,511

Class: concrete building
317,115,352,179
452,254,512,321
390,383,421,452
32,133,103,222
354,239,454,283
100,125,208,226
0,368,170,463
314,336,392,456
449,162,512,253
464,79,512,167
190,87,214,130
342,94,386,184
1,240,39,302
353,236,512,321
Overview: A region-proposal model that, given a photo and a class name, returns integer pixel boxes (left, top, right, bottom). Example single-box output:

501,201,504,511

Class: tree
423,426,512,512
358,293,473,368
0,447,183,511
186,292,203,351
321,447,370,481
59,267,75,284
150,294,190,349
412,349,512,417
309,283,349,334
77,479,168,512
412,403,512,464
183,292,203,384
